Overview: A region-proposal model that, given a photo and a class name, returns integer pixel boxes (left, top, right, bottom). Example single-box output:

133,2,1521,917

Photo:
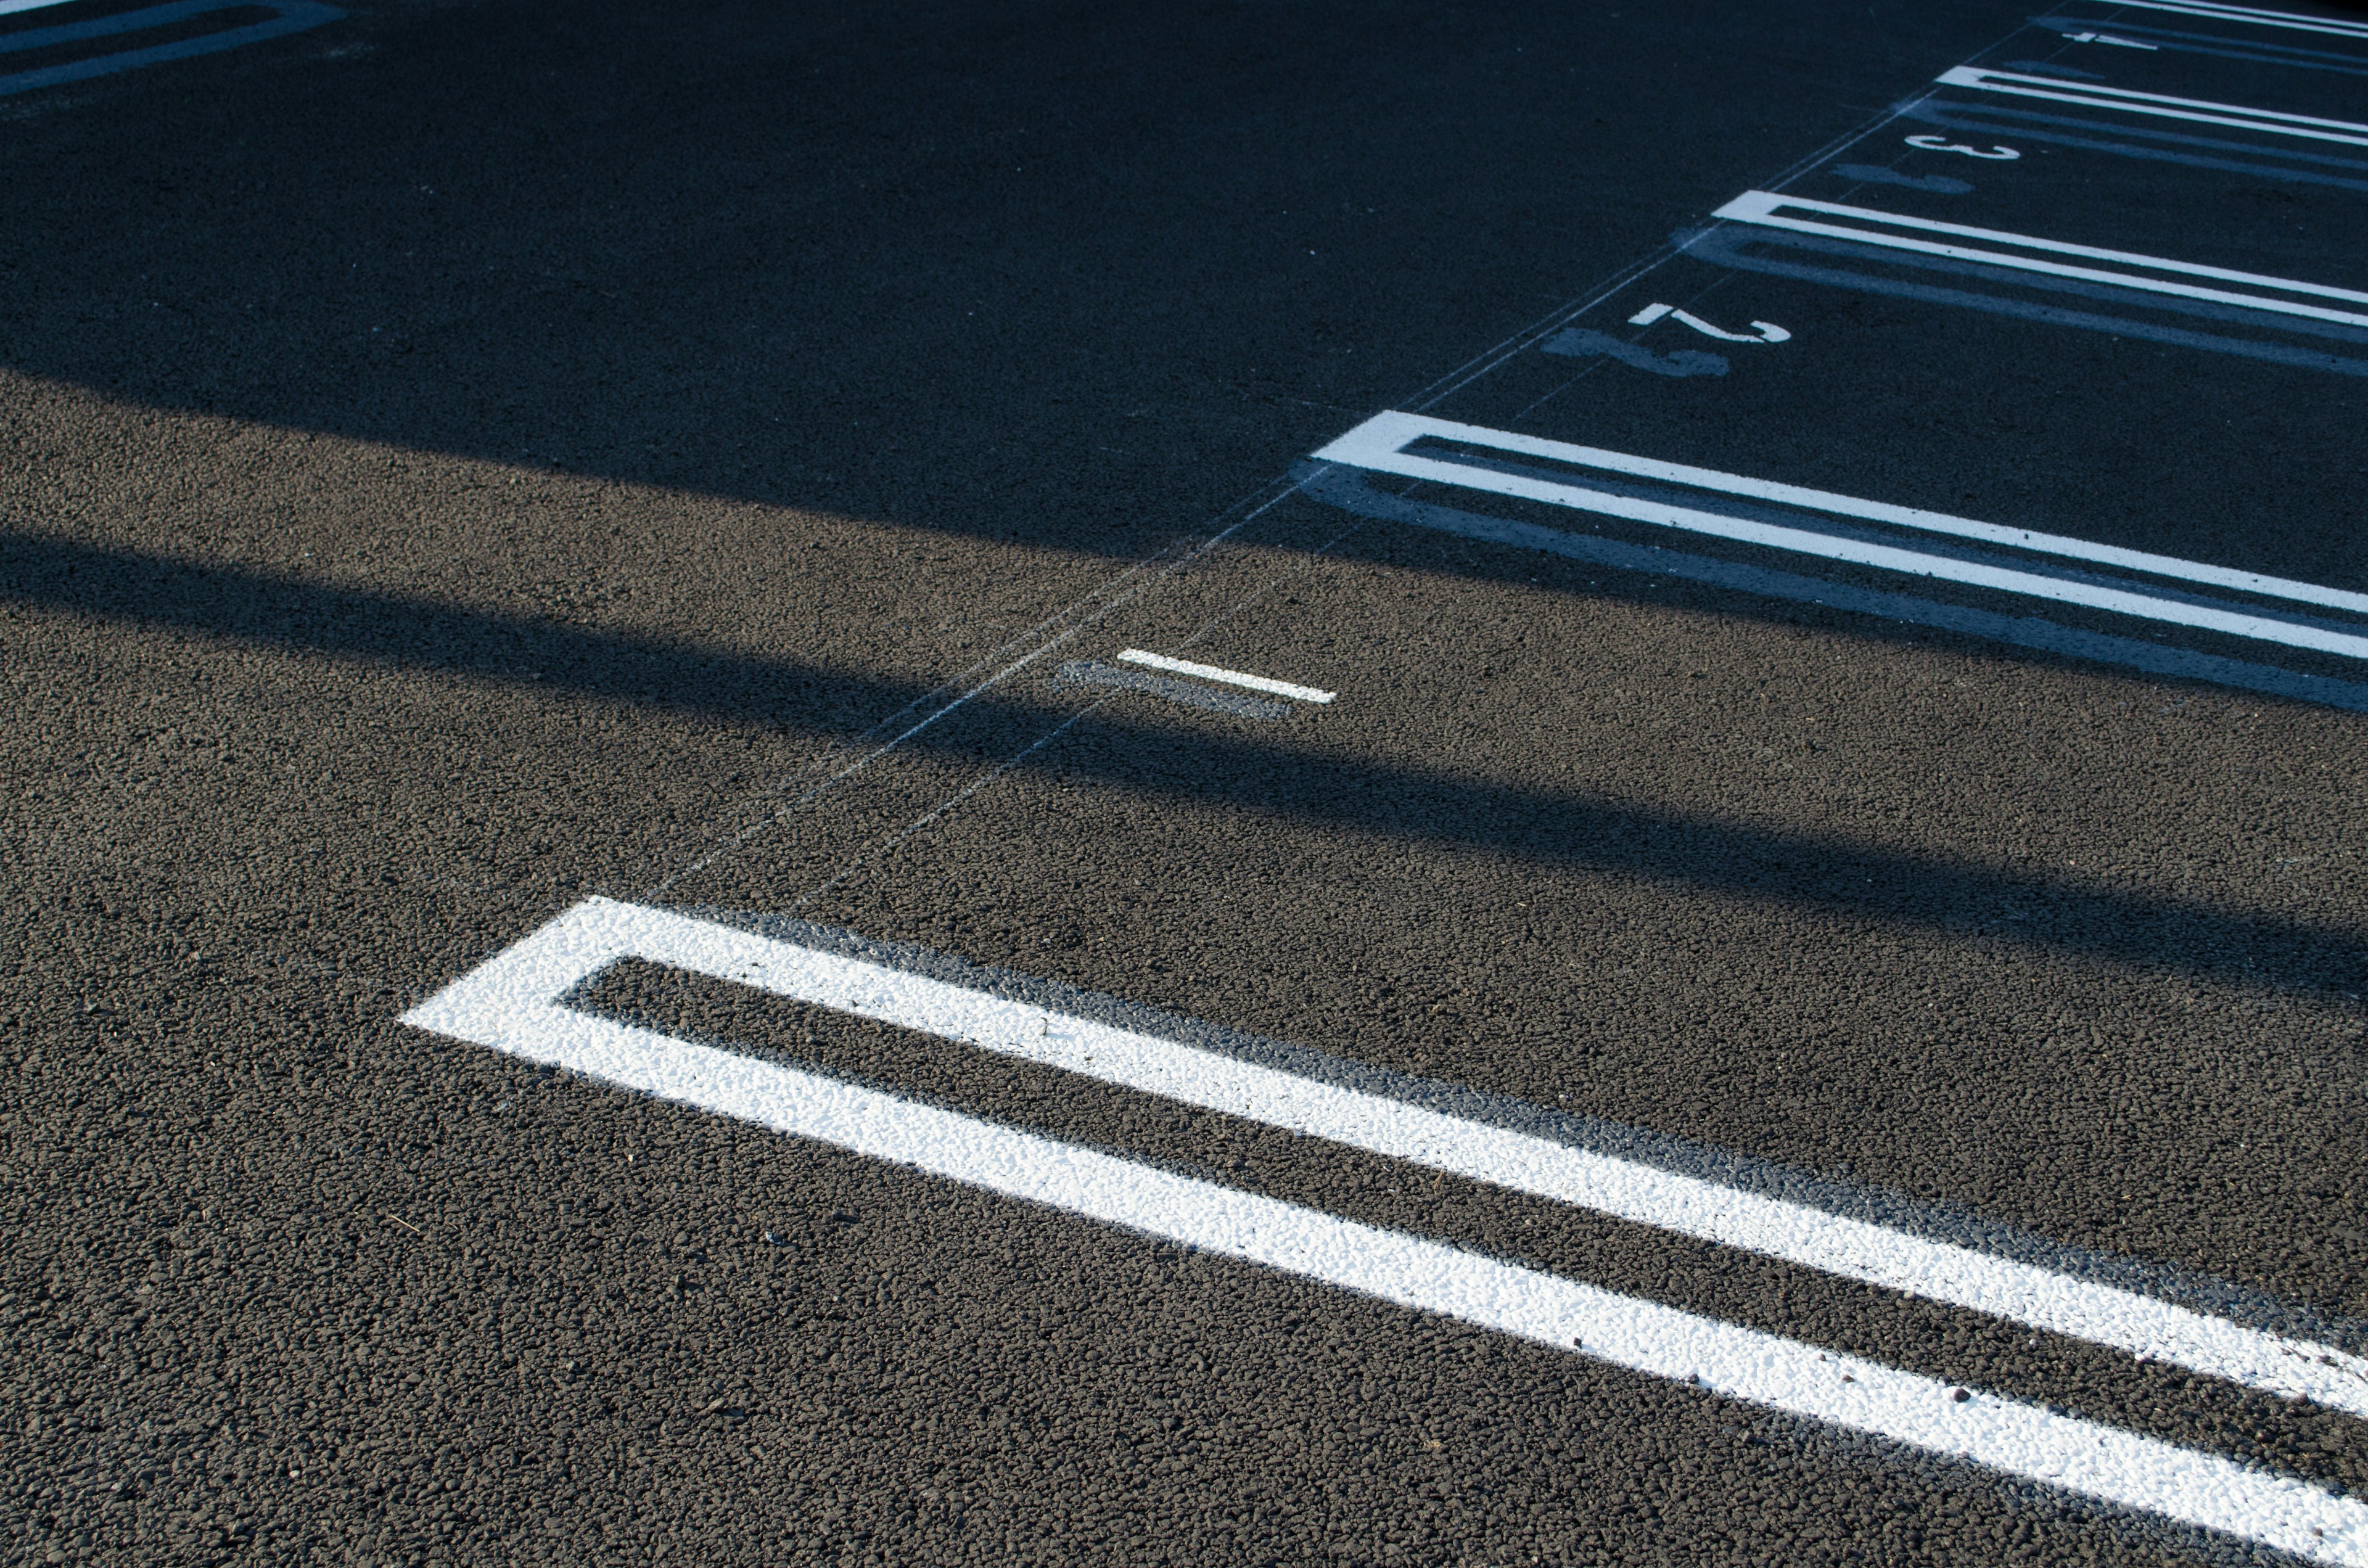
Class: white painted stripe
1320,412,2368,617
1719,190,2368,305
2096,0,2368,41
1311,413,2368,660
1115,649,1336,704
403,900,2368,1566
0,0,80,12
1947,68,2366,129
1712,190,2368,328
1936,65,2368,146
408,897,2368,1424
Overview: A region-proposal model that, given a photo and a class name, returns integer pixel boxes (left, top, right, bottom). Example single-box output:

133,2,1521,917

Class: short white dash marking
402,899,2368,1567
1115,649,1335,704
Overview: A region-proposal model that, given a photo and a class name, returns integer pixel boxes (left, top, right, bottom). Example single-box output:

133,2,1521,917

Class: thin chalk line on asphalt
789,704,1104,914
646,473,1315,897
1395,14,2041,416
718,12,2092,880
402,897,2368,1568
646,15,2052,896
767,507,1375,908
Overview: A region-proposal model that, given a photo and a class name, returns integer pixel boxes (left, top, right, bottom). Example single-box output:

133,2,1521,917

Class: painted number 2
1628,302,1791,344
1906,134,2020,160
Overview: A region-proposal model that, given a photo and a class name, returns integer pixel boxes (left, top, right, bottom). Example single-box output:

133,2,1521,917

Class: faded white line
411,898,2368,1423
1053,659,1289,720
1116,649,1336,704
403,898,2368,1566
0,0,80,12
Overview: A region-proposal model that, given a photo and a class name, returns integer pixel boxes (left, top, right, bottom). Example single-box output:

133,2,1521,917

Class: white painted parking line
2097,0,2368,42
402,900,2368,1566
1936,65,2368,146
1115,649,1336,704
1314,413,2368,660
0,0,344,97
409,898,2368,1419
1712,191,2368,329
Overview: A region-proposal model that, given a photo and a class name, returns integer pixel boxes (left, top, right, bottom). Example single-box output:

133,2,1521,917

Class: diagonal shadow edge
4,528,2359,997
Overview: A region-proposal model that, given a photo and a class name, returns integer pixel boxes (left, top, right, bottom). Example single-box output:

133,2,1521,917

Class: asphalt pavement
4,1,2367,1564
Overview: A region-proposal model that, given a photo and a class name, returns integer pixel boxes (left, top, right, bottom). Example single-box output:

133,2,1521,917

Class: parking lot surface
4,1,2366,1562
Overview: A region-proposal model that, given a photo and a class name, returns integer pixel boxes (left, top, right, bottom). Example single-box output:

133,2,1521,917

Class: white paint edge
2097,0,2368,41
1314,411,2368,617
1115,649,1336,704
0,0,81,14
1712,190,2368,327
401,899,2368,1566
406,898,2368,1422
1310,413,2368,658
1936,66,2368,144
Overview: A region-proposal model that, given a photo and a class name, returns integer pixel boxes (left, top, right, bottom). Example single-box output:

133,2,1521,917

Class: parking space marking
1314,413,2368,660
1712,191,2368,327
1936,65,2368,144
402,899,2368,1567
1304,462,2368,708
1320,413,2368,615
2097,0,2368,43
2029,12,2368,72
1114,649,1336,704
411,898,2368,1419
0,0,343,97
2059,30,2161,49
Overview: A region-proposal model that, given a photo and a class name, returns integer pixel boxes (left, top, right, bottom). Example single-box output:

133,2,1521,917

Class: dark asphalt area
4,0,2366,1563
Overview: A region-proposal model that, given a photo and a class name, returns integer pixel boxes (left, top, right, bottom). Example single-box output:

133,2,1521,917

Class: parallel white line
401,899,2368,1567
2099,0,2368,41
409,898,2368,1423
1116,648,1336,704
1936,66,2368,147
1313,414,2368,660
1318,411,2368,617
1712,190,2368,328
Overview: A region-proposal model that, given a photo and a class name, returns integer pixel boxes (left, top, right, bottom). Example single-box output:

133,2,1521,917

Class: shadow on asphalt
7,527,2359,998
0,0,2139,674
9,0,2362,993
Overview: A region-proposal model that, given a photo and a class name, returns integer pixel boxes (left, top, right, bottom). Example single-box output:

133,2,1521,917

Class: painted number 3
1906,134,2020,160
